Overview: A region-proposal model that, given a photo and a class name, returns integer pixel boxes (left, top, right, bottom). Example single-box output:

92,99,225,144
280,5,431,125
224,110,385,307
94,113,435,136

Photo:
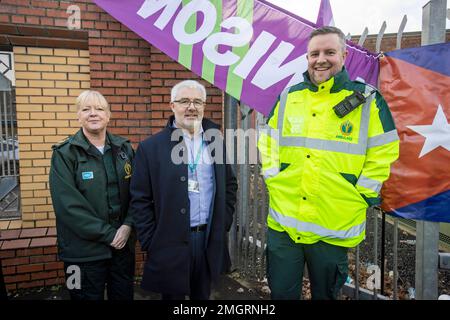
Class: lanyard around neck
188,138,204,174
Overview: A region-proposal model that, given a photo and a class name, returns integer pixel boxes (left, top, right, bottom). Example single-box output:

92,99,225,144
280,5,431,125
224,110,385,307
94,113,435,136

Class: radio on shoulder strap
333,90,376,118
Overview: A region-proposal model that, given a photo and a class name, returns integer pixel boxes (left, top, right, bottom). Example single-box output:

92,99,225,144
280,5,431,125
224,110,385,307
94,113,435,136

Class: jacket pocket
339,172,366,203
280,162,290,172
265,162,291,183
339,172,357,186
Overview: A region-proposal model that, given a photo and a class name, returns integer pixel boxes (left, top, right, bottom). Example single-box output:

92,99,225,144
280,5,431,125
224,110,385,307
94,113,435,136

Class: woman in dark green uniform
49,90,135,300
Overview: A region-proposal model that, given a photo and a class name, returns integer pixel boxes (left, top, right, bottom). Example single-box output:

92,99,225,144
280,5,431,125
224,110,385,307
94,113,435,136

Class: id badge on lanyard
188,138,203,193
188,179,200,193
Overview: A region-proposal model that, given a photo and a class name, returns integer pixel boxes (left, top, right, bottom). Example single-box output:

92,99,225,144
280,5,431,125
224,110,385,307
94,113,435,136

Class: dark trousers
64,246,135,300
0,258,7,300
162,230,211,300
267,228,348,300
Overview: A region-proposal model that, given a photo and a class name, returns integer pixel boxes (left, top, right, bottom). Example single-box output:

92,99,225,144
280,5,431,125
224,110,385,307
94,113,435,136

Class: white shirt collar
172,120,204,140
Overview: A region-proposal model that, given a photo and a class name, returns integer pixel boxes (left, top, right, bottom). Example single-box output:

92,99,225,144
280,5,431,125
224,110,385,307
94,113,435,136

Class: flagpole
415,0,447,301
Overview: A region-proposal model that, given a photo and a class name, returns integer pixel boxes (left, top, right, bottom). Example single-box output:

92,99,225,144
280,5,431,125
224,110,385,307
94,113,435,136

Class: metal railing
228,104,268,281
0,71,20,219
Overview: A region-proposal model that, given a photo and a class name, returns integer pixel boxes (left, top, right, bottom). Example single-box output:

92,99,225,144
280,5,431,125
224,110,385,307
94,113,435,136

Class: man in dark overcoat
130,80,237,300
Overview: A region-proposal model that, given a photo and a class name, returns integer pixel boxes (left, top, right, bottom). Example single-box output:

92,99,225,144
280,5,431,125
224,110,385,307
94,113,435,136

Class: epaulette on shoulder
52,136,70,150
353,78,378,94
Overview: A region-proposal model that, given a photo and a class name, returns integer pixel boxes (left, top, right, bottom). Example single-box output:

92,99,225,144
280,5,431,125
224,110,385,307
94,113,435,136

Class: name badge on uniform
82,171,94,180
188,179,200,193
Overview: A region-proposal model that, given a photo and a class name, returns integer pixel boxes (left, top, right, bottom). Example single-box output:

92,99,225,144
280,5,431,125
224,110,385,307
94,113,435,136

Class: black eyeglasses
172,98,205,108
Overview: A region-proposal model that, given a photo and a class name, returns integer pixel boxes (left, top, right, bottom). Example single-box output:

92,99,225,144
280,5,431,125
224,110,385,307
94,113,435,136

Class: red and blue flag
380,42,450,222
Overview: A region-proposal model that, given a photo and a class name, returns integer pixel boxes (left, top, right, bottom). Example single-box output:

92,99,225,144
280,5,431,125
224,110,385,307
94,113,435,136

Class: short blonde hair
76,90,109,112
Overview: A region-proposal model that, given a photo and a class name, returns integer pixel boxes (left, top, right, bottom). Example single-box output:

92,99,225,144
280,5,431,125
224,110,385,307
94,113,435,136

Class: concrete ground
9,273,269,300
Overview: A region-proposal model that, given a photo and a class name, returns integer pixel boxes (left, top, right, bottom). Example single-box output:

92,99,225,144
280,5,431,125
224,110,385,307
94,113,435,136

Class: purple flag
94,0,378,115
316,0,334,27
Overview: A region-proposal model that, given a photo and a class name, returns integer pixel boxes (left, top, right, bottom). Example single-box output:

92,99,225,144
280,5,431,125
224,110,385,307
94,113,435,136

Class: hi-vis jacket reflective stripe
258,69,399,247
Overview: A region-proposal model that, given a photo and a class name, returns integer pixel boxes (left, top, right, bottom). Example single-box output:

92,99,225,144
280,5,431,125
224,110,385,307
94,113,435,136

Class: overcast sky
266,0,450,36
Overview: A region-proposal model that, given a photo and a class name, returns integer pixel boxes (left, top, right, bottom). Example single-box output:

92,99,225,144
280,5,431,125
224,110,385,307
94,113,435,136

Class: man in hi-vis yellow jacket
258,26,399,300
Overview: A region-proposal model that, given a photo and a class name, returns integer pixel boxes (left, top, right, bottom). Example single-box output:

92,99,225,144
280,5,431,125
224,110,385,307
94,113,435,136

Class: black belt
190,224,207,232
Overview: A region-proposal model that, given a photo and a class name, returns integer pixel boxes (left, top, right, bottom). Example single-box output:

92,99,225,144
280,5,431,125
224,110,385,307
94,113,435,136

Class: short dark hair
309,26,346,52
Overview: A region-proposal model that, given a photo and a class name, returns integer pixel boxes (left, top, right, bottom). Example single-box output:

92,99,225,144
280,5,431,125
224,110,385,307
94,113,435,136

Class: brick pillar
14,46,90,228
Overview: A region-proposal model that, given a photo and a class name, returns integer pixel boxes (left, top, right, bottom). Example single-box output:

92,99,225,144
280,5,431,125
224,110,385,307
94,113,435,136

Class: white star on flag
407,104,450,158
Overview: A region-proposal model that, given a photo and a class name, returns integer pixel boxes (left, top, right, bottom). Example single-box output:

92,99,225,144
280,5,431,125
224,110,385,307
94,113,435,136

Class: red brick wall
0,0,223,144
0,228,62,291
0,227,146,292
351,31,450,53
